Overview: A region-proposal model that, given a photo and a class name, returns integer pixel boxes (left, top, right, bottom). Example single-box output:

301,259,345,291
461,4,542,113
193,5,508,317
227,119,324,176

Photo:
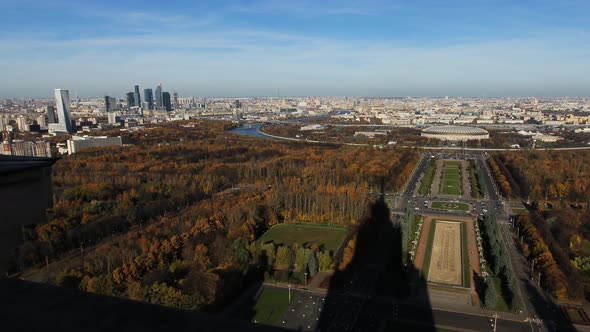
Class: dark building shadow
227,250,270,320
0,156,57,275
0,277,289,332
520,278,577,332
315,197,435,331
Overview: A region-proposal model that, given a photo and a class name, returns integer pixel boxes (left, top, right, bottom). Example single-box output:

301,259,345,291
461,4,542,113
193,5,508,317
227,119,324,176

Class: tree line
478,216,522,310
488,151,590,206
516,212,584,301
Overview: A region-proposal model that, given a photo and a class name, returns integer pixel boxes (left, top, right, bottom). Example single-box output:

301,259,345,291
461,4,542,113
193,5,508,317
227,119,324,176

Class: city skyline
1,0,590,98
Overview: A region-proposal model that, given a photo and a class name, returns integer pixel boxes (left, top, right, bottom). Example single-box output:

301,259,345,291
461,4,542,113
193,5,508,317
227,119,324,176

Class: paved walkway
413,217,433,275
465,218,481,305
460,160,472,199
430,159,445,196
307,271,332,291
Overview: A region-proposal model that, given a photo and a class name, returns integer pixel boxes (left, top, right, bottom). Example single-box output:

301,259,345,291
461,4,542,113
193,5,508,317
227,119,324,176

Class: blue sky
1,0,590,98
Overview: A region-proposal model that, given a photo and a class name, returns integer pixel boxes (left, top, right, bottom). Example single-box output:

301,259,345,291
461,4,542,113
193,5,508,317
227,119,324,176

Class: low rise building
0,140,51,157
66,135,122,155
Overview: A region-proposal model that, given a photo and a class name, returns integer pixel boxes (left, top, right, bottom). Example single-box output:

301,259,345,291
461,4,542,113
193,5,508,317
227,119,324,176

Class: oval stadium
421,125,489,141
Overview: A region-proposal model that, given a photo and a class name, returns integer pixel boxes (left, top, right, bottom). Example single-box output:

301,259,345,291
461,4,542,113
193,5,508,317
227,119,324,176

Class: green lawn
491,275,510,312
442,185,461,195
509,202,527,215
565,307,585,322
418,161,436,195
259,223,347,251
444,161,461,167
251,289,292,324
422,220,438,279
461,222,470,288
480,261,511,312
440,162,462,196
431,201,470,211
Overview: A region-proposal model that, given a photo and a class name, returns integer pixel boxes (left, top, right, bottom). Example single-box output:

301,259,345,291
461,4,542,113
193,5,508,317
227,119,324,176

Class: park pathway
460,160,472,199
413,217,433,276
307,271,332,291
465,219,481,306
430,160,444,196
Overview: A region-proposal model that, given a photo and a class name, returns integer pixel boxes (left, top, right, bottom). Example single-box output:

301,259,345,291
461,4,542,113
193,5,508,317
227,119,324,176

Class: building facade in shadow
0,156,56,275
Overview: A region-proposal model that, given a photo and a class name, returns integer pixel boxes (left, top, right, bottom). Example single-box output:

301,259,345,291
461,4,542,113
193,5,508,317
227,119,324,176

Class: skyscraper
126,92,135,111
104,96,111,112
162,92,172,112
52,89,73,133
143,89,154,110
104,95,118,112
134,85,141,107
173,92,179,109
155,83,163,109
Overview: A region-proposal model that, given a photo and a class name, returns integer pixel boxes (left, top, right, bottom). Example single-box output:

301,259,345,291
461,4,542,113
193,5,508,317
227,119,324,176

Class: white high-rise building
49,89,73,133
36,115,47,129
17,116,28,132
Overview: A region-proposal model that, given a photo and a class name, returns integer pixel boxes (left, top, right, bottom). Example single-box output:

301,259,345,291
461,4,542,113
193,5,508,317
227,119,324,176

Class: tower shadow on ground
315,197,435,331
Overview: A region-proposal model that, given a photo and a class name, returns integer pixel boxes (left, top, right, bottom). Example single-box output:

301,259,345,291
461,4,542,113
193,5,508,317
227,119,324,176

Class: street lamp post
304,272,308,285
288,284,291,303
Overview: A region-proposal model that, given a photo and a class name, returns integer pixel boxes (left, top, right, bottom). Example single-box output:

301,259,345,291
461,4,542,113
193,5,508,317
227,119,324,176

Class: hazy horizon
5,93,590,100
2,0,590,98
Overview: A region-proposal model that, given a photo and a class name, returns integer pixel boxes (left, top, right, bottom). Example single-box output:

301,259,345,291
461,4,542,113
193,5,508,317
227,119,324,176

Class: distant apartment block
16,116,28,132
355,131,389,138
0,140,51,157
300,124,325,131
66,135,122,155
36,115,47,129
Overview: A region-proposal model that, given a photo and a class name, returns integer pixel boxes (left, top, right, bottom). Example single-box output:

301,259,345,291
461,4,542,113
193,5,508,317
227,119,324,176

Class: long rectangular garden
440,161,462,196
259,223,347,251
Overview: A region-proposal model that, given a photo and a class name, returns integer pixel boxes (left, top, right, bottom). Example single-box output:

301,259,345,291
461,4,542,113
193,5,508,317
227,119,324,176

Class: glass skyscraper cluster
125,83,171,112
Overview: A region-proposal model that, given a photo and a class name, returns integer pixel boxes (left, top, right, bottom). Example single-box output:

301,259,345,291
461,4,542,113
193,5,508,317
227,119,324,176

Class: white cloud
228,0,400,17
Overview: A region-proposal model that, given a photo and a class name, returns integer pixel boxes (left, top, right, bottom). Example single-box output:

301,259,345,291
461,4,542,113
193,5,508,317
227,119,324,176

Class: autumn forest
13,120,590,310
13,121,419,311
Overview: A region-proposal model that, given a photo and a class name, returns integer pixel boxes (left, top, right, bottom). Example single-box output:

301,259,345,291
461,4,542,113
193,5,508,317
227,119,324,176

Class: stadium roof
422,125,488,135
